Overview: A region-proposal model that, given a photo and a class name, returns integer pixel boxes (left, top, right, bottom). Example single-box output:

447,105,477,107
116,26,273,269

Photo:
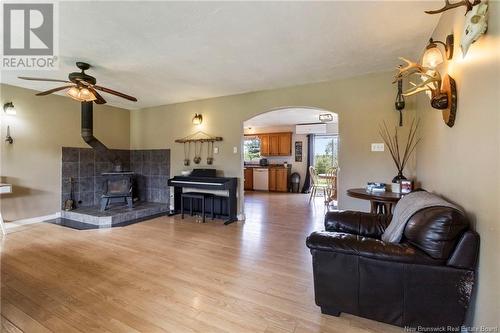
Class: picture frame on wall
295,141,302,162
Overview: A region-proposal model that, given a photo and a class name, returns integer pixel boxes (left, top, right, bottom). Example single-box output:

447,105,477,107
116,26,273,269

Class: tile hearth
54,201,169,229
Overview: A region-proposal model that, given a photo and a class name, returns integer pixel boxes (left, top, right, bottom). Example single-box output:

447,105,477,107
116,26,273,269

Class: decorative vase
392,171,407,184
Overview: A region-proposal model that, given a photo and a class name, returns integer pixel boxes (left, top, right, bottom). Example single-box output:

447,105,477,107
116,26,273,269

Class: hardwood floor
1,192,402,333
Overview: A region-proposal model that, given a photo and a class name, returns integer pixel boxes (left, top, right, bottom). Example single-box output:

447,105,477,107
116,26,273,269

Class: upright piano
167,169,238,225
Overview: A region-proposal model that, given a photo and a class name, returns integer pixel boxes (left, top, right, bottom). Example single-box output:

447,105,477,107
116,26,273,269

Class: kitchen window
244,136,261,162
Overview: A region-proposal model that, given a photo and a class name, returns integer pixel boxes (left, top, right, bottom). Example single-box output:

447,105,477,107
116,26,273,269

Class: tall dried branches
379,119,421,174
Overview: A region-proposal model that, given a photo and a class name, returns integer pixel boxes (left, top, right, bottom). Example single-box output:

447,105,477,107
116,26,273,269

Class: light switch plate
214,147,219,154
371,143,385,152
233,146,238,154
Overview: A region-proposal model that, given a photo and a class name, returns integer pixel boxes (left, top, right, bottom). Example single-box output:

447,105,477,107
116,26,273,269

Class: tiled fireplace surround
61,147,170,208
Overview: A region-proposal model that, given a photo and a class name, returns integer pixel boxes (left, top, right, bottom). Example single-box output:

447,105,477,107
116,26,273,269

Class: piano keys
168,169,238,225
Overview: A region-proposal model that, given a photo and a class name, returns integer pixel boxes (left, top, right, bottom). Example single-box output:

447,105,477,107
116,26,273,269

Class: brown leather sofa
306,207,479,331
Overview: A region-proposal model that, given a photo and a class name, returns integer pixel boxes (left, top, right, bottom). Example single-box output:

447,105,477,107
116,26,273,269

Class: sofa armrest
324,211,391,238
306,231,443,265
447,230,480,270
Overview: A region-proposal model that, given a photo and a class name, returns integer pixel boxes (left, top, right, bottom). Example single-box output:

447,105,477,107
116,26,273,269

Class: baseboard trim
6,212,61,230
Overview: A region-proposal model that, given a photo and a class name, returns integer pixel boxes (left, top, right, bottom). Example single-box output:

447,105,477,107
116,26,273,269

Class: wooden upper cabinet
255,132,292,156
278,133,292,156
269,134,280,155
260,135,270,156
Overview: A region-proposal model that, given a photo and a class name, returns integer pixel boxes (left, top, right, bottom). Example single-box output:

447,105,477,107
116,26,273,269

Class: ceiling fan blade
89,87,106,104
18,76,71,83
35,85,76,96
93,85,137,102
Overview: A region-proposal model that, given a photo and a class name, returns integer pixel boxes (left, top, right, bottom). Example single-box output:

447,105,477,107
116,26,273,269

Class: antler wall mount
424,1,489,58
425,0,481,15
394,57,457,127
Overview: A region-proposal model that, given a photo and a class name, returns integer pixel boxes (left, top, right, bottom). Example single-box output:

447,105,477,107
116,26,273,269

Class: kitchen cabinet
268,168,277,191
275,168,288,192
260,135,270,156
269,135,279,155
253,132,292,156
268,167,290,192
244,168,253,190
277,133,292,156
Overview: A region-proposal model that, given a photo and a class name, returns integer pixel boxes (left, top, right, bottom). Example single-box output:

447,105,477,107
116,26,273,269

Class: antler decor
425,0,481,15
393,58,441,96
393,58,458,127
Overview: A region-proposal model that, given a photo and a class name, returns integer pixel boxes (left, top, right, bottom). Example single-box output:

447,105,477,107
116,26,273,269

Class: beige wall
415,2,500,327
0,84,130,221
131,71,418,215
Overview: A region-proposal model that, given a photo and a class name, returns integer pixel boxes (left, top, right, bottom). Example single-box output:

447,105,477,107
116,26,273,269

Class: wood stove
100,172,134,211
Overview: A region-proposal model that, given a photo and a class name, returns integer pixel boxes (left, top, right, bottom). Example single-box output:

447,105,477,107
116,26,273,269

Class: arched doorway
241,107,339,218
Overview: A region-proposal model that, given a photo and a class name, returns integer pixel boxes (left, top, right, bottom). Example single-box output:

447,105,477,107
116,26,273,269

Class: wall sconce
394,54,457,127
422,35,454,68
192,113,203,125
3,102,16,115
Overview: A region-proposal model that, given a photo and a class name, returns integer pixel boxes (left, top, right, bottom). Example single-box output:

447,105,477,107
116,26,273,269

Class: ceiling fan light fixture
66,86,96,102
67,86,81,100
18,62,137,104
78,87,96,101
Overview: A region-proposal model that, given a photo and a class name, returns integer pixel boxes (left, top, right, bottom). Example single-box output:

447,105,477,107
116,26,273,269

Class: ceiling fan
18,62,137,105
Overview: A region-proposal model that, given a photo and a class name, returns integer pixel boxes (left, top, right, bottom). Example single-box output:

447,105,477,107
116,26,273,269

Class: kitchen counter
244,164,291,169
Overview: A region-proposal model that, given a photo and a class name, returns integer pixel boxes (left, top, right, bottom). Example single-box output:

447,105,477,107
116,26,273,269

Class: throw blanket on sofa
381,191,462,243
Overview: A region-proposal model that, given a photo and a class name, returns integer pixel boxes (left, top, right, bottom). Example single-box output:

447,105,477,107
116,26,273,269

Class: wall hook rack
175,131,223,143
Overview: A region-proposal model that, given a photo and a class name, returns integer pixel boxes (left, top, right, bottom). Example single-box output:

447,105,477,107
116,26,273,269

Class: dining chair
309,166,328,202
324,167,337,209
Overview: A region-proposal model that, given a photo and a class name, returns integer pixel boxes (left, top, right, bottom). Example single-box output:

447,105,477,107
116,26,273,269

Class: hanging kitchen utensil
183,142,191,166
193,141,202,164
175,131,223,165
63,177,75,211
207,141,214,165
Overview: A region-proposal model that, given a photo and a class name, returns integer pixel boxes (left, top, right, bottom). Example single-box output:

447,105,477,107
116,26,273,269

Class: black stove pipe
81,101,122,170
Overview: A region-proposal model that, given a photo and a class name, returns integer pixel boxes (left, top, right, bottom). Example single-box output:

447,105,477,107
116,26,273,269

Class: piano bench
181,192,215,223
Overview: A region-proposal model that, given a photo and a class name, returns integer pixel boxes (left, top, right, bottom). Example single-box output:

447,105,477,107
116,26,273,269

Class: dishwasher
253,168,269,191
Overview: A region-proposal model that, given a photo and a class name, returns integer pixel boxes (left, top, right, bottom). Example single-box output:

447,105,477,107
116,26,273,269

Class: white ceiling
245,108,337,128
1,1,440,110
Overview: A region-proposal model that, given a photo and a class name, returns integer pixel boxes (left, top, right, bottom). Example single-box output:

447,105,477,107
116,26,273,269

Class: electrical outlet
371,143,385,152
214,147,219,154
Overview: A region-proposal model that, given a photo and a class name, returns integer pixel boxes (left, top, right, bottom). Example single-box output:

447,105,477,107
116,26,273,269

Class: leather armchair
306,208,479,331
